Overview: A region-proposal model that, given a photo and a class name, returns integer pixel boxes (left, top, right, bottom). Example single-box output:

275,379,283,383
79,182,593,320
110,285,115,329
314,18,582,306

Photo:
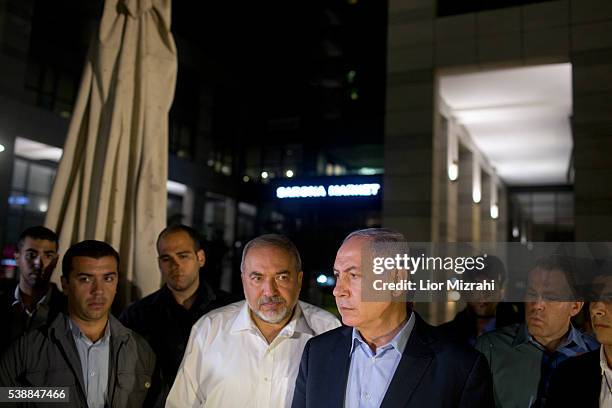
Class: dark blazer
546,350,600,408
291,312,495,408
0,313,157,407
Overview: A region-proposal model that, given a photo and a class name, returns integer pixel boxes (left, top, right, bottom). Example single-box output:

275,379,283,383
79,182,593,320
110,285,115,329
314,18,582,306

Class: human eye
79,276,92,283
277,274,289,281
104,275,116,282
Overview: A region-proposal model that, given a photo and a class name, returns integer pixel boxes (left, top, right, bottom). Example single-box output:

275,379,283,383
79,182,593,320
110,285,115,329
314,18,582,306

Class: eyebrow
159,250,192,258
336,266,357,272
76,272,117,278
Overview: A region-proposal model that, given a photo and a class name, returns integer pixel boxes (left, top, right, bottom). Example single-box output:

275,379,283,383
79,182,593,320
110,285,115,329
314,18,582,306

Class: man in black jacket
0,240,157,407
292,228,494,408
120,224,236,401
0,226,66,355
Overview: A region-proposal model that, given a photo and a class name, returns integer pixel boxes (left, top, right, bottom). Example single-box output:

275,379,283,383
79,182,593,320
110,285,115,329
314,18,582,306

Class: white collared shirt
166,300,341,408
600,346,612,407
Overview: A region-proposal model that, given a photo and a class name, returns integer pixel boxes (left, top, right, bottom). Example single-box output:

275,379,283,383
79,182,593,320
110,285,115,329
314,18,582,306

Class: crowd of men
0,225,610,407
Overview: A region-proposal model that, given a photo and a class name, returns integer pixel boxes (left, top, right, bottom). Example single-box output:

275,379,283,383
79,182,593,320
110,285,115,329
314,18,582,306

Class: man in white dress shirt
166,234,340,408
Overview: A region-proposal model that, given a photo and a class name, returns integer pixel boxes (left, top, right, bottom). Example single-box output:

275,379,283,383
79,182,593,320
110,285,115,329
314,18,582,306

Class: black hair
62,240,120,280
17,226,58,251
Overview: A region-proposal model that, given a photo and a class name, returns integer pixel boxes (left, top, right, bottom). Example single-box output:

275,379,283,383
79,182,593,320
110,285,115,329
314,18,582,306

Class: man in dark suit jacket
547,261,612,408
291,228,494,408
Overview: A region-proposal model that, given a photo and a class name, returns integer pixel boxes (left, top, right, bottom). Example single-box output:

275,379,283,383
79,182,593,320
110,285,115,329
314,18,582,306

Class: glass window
27,163,55,195
11,159,27,190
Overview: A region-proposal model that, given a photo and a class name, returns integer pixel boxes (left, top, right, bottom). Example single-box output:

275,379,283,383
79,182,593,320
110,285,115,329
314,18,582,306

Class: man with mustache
167,234,340,408
476,255,598,407
0,226,66,354
120,225,235,402
291,228,494,408
546,259,612,407
0,240,158,407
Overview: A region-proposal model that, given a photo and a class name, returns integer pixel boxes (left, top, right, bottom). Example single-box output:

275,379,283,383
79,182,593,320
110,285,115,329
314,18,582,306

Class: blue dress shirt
344,312,416,408
69,318,111,408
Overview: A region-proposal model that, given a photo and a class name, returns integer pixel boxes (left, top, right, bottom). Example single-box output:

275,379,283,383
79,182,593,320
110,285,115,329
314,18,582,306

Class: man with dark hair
291,228,493,408
0,240,157,407
476,255,598,407
0,226,66,354
439,255,522,347
120,224,236,403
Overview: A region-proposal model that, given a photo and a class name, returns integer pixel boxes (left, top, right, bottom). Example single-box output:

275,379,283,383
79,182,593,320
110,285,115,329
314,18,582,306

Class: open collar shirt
166,300,340,408
68,318,111,408
345,312,415,408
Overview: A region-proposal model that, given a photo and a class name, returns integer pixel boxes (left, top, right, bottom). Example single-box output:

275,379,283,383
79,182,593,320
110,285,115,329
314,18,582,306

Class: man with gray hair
167,233,340,408
292,228,494,408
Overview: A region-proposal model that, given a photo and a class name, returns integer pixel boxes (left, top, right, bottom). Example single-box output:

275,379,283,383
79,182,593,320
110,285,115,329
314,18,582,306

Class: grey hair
240,234,302,273
342,228,406,245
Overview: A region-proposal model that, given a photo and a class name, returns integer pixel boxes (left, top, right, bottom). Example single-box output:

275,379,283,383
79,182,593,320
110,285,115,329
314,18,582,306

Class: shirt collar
68,317,111,346
12,284,53,310
601,346,612,375
230,300,310,336
520,323,587,352
349,311,415,356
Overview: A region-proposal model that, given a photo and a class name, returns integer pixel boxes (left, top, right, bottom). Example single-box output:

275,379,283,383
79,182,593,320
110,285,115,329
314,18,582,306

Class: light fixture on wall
490,204,499,219
447,118,459,181
0,144,5,153
448,160,458,181
490,175,499,219
472,159,481,203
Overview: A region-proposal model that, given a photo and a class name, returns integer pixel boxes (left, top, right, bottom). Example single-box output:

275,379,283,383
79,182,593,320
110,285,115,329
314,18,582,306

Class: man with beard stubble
0,240,157,407
167,234,340,408
0,226,66,354
120,225,235,402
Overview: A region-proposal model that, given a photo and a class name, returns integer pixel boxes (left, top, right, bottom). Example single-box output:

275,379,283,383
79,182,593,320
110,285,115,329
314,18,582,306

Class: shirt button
90,372,95,377
264,377,269,382
364,393,371,400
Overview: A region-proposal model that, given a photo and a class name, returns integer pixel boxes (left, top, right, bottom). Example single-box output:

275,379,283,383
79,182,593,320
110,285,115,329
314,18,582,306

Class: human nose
262,277,279,296
90,278,103,294
31,255,42,268
532,299,545,311
592,301,606,316
333,274,348,298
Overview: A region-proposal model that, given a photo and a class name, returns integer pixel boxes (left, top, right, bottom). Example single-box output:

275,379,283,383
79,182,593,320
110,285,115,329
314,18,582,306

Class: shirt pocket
115,371,153,407
116,372,152,392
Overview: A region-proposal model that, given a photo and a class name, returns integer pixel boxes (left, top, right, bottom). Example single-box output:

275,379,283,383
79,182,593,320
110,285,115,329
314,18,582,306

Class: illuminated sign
276,183,381,199
8,196,29,206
